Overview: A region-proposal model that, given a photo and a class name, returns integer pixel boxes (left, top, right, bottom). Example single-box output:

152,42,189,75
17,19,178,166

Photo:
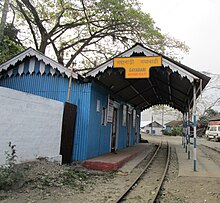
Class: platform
176,143,220,178
84,135,220,176
142,133,220,178
83,143,155,171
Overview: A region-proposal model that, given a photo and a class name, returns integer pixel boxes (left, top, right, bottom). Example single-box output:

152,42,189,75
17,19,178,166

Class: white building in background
140,121,164,135
140,121,152,128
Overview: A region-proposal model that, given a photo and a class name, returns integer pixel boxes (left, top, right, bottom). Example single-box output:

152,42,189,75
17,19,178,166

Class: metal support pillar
182,112,184,146
187,111,190,159
193,83,197,171
182,112,186,148
185,112,188,153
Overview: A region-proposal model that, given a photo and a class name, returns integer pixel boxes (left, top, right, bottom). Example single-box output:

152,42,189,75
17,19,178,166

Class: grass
62,169,89,191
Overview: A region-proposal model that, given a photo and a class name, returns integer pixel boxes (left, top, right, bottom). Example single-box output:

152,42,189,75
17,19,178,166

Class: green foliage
163,126,182,136
0,142,23,190
8,0,189,69
5,142,17,167
171,126,182,136
163,130,172,136
199,108,220,127
62,169,88,191
0,37,24,64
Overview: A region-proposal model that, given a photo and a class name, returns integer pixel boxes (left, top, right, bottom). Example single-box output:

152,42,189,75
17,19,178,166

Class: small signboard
113,56,162,78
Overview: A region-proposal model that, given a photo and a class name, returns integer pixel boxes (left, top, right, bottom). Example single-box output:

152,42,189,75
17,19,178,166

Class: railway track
115,141,170,203
200,144,220,153
199,144,220,168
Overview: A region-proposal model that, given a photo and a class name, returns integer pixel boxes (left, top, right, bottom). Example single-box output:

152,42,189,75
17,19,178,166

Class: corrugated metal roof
165,120,183,127
85,43,211,113
144,121,163,128
0,47,78,79
209,115,220,121
140,121,152,128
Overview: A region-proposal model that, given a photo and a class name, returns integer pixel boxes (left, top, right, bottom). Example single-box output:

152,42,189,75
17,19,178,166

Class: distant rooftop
165,120,182,127
209,115,220,121
141,121,163,128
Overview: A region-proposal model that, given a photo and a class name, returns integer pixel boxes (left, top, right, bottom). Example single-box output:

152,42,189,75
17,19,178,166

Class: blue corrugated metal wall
0,57,92,160
87,81,140,159
71,81,91,160
87,82,111,158
0,56,141,161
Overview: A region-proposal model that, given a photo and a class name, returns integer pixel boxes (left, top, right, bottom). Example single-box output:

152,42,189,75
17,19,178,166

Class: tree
196,72,220,117
0,0,9,41
196,72,220,127
0,0,23,63
151,104,182,125
7,0,188,70
198,108,219,137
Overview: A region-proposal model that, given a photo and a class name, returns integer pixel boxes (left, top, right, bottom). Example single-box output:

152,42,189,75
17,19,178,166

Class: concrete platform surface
141,133,220,177
83,143,154,171
176,143,220,178
198,138,220,152
84,134,220,177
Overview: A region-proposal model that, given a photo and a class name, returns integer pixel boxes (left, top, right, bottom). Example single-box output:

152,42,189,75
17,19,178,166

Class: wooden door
127,113,131,147
111,108,117,152
60,102,77,164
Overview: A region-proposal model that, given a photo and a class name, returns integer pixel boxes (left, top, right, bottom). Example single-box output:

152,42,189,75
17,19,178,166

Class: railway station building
0,43,210,166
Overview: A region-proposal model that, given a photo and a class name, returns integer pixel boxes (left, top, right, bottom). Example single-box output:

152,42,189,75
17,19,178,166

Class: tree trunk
39,40,47,54
0,0,9,42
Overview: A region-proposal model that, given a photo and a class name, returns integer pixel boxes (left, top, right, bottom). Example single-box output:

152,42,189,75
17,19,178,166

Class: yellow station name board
113,56,162,78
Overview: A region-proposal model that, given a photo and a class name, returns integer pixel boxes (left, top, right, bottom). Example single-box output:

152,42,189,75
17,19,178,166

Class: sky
140,0,220,74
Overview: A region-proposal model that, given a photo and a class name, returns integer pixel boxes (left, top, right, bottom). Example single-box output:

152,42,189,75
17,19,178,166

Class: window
133,110,136,128
96,99,100,112
209,126,217,131
122,105,127,126
102,107,107,126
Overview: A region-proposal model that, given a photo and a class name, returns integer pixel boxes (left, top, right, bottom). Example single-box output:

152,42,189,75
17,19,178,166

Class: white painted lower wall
0,87,64,165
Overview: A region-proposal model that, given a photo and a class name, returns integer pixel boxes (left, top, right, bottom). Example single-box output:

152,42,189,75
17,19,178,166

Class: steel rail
149,141,171,203
200,144,220,153
114,141,162,203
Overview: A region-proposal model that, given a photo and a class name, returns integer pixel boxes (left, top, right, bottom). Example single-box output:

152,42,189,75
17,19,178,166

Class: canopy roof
86,43,210,113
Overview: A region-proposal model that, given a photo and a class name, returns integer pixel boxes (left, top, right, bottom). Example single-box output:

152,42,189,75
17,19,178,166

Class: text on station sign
113,56,162,78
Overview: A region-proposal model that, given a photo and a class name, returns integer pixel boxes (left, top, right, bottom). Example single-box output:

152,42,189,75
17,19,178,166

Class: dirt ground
160,146,220,203
0,136,220,203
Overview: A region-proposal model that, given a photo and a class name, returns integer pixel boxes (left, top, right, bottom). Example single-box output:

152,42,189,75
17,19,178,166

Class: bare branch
15,0,39,50
80,0,92,36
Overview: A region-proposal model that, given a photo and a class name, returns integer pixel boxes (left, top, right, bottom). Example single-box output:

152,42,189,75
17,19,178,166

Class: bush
163,130,172,136
163,126,182,136
0,142,23,190
171,126,182,136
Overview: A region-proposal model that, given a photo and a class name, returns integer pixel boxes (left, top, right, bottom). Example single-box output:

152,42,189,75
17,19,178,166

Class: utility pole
0,0,9,42
66,62,76,103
